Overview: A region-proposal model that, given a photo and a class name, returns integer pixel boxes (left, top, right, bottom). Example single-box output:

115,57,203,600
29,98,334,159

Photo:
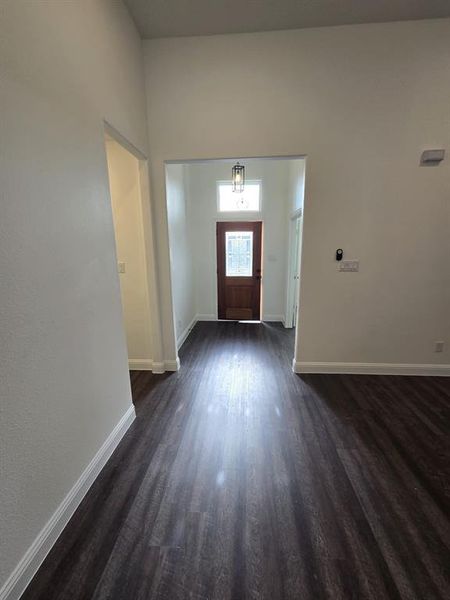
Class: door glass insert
225,231,253,277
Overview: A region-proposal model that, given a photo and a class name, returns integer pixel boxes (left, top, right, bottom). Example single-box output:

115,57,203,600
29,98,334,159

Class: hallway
23,322,450,599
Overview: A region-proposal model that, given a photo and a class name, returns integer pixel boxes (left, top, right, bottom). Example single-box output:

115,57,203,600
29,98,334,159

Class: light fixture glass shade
232,162,245,193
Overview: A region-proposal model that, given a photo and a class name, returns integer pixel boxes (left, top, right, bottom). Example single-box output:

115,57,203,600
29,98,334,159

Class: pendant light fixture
232,162,245,193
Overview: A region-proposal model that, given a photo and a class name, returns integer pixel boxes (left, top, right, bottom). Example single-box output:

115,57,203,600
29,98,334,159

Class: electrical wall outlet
118,262,125,274
434,341,444,353
338,259,359,272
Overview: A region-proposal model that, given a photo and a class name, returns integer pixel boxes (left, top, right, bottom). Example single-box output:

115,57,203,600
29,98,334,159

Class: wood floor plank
22,322,450,599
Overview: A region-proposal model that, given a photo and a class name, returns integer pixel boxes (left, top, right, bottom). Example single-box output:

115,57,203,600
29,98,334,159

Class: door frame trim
285,210,303,328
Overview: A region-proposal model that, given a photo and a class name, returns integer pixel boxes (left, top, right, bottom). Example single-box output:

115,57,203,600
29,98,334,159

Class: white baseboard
293,361,450,376
128,359,175,374
0,404,136,600
177,316,197,350
195,314,285,323
263,314,285,322
128,359,180,373
165,357,181,372
128,358,153,371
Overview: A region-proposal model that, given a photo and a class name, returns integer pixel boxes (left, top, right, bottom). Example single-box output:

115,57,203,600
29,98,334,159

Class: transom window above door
217,181,261,212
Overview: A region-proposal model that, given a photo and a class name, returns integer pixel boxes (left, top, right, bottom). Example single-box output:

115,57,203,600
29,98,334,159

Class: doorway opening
104,126,154,371
165,155,306,366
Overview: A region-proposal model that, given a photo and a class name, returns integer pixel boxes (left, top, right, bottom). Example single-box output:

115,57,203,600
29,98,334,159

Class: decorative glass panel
226,231,253,277
218,183,260,212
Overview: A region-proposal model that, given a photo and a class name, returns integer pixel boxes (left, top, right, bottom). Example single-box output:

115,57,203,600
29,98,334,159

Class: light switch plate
118,262,125,274
338,260,359,272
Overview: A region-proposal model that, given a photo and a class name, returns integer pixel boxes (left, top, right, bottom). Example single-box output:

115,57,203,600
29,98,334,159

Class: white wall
166,164,196,347
144,19,450,370
185,159,291,321
106,139,153,364
0,0,150,593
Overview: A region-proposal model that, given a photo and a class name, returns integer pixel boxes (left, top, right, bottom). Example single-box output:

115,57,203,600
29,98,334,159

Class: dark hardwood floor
23,322,450,599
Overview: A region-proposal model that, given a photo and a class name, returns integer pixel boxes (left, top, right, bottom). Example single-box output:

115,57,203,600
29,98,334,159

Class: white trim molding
128,359,181,373
177,316,197,350
196,314,285,324
263,314,285,323
0,405,136,600
293,361,450,377
128,358,153,371
165,358,181,372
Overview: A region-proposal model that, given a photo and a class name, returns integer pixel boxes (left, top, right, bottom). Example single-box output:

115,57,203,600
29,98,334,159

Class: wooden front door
216,221,262,320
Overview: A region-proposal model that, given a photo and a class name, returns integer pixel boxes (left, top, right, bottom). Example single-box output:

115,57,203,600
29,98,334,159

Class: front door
216,221,262,320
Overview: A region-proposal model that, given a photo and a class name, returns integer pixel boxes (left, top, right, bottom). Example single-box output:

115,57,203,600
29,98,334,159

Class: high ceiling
123,0,450,39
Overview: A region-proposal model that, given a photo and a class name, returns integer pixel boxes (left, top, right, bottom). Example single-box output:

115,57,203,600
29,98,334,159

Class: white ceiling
123,0,450,39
